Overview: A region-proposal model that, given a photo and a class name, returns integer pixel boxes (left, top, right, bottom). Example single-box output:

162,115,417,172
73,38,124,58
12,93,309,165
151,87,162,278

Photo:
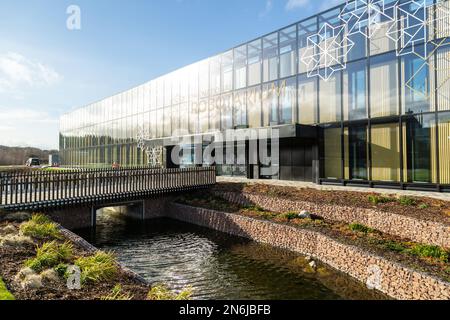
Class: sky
0,0,342,150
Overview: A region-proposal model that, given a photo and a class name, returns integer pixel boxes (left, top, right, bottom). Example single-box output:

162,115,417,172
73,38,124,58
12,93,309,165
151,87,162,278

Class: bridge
0,167,216,213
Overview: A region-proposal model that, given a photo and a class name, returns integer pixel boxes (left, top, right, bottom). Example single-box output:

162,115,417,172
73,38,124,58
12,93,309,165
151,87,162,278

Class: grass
0,276,15,301
349,223,375,234
101,284,133,301
20,214,62,240
25,241,73,273
398,196,417,207
147,284,193,300
368,195,394,205
75,251,118,285
278,212,299,221
408,244,449,263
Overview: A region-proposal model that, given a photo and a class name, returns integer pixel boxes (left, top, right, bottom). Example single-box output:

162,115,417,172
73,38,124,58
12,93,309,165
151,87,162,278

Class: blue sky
0,0,341,150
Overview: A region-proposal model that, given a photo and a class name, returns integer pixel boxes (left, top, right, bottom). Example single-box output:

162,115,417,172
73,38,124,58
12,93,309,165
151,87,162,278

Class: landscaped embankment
166,200,450,300
213,183,450,248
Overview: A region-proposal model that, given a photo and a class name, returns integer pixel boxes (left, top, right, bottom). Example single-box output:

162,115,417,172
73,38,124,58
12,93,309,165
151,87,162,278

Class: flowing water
76,210,387,300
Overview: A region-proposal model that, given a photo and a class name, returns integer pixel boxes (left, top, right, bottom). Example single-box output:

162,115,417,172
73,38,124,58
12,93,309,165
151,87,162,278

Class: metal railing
0,167,216,211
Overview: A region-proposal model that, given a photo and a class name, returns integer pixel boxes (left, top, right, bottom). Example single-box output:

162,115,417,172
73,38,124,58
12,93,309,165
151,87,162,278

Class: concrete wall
47,206,93,230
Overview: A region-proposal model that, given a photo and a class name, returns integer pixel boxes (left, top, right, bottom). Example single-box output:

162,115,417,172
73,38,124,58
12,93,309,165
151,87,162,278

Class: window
163,107,171,137
189,100,199,134
342,1,367,62
248,39,262,86
263,33,279,82
298,17,317,74
199,60,209,99
279,77,296,124
263,82,279,126
319,72,341,123
199,98,209,133
347,125,368,180
370,53,399,118
279,26,297,78
323,126,342,179
221,51,233,92
247,86,261,128
210,56,221,96
370,0,396,55
344,60,367,120
234,45,247,90
403,46,431,114
438,112,450,184
298,75,317,124
234,90,247,128
209,96,220,131
404,114,437,183
221,94,233,129
371,124,401,182
436,46,450,112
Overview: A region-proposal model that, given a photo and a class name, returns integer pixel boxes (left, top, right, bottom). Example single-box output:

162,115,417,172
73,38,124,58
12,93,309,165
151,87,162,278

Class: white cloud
0,107,59,149
259,0,274,18
285,0,310,11
0,52,61,93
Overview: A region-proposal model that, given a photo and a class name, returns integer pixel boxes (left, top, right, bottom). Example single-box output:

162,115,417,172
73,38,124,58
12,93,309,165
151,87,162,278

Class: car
26,158,41,167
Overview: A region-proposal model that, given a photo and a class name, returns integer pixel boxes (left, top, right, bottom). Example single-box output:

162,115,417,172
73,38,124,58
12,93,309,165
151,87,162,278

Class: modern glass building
60,0,450,191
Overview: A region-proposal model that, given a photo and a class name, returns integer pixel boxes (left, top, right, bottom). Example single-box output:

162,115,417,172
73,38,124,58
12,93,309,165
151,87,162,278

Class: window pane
263,33,278,82
248,39,262,86
319,72,341,123
262,81,279,126
247,86,261,128
438,112,450,184
199,60,209,98
371,123,400,182
436,46,450,112
279,26,297,78
234,89,247,127
234,45,247,90
403,114,437,183
402,45,432,114
209,96,220,131
298,17,317,74
279,77,296,124
298,75,317,124
222,51,233,92
199,98,209,133
370,0,396,55
370,53,399,118
210,56,221,96
323,126,342,179
221,94,233,129
344,60,367,121
345,125,368,180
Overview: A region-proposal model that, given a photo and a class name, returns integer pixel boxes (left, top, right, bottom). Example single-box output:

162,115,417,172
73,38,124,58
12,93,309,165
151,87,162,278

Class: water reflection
76,210,387,300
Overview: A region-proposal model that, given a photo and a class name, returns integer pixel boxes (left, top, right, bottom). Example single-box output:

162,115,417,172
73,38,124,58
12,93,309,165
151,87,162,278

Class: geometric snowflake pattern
386,0,429,59
340,0,397,39
300,23,354,81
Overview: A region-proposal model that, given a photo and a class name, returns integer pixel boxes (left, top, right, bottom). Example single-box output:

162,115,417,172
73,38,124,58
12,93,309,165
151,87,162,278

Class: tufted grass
147,284,193,300
101,284,133,301
0,276,15,301
25,240,73,273
20,214,62,240
75,251,118,285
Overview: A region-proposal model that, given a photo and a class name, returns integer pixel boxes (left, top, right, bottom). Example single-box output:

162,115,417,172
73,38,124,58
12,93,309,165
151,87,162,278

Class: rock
0,224,17,235
14,267,36,283
41,269,60,283
305,255,312,262
309,261,317,269
0,234,34,248
298,211,312,219
2,212,31,222
21,275,43,290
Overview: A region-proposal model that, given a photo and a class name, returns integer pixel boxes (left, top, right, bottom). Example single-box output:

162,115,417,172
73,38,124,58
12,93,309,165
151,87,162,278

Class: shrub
75,251,118,284
101,284,133,301
419,203,429,209
368,195,394,205
279,212,299,221
349,223,374,234
0,276,15,301
383,241,407,253
398,196,417,207
147,284,193,301
408,244,449,263
54,263,69,279
20,214,62,240
25,241,73,273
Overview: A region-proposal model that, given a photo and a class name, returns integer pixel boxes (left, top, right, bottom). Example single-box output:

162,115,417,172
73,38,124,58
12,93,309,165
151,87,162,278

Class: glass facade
60,0,450,190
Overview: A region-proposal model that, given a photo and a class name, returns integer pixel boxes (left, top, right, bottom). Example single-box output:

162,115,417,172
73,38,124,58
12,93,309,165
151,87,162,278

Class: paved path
217,177,450,202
